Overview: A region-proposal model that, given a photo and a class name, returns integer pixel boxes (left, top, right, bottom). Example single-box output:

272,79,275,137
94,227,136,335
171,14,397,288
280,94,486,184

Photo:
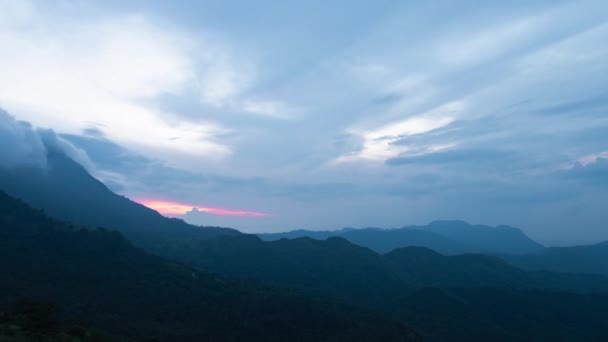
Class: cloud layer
1,0,608,244
0,108,91,169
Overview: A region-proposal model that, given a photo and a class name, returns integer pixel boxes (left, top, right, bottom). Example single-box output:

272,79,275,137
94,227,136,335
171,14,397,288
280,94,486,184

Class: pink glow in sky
135,198,269,218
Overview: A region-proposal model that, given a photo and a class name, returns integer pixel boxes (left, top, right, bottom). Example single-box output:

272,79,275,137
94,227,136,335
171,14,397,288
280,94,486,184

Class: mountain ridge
259,220,544,255
4,150,608,340
504,241,608,276
0,190,420,341
0,151,241,251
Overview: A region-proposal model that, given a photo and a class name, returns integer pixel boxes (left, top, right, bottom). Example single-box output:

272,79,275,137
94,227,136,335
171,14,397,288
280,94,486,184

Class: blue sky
1,0,608,244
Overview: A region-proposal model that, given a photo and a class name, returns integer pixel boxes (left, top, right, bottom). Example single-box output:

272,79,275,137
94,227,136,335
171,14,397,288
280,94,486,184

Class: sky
1,0,608,245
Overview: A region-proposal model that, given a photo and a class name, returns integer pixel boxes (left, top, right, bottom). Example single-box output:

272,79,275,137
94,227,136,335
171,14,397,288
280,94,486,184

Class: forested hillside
0,191,419,342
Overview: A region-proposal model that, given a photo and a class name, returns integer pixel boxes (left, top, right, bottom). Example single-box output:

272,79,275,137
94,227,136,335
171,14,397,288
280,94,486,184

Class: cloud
337,101,464,162
2,0,608,242
561,156,608,185
38,129,94,171
0,109,46,168
241,99,291,118
539,93,608,117
134,198,269,218
577,152,608,167
0,1,237,167
0,108,92,170
386,148,515,166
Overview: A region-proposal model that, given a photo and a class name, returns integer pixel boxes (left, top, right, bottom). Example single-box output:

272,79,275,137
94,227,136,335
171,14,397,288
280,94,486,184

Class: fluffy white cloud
338,101,464,162
0,108,92,170
0,1,246,165
0,109,46,168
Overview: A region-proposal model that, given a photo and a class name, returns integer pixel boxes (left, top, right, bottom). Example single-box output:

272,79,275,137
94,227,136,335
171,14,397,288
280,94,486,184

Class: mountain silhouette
0,150,240,253
0,190,420,341
4,150,608,340
0,150,605,297
259,221,544,255
504,241,608,276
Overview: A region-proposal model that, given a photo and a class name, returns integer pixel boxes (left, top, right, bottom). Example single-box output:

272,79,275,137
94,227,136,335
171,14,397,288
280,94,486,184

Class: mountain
382,247,532,288
260,227,465,254
382,246,608,293
0,150,240,253
0,191,420,341
259,221,544,255
191,235,608,341
421,220,544,254
0,300,123,341
194,234,608,300
269,224,608,279
0,150,603,298
260,228,355,240
393,287,608,341
5,151,608,340
193,235,407,308
504,241,608,276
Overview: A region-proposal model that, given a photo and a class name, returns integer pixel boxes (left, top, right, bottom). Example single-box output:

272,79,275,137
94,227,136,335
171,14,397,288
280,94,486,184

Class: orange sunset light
135,199,269,218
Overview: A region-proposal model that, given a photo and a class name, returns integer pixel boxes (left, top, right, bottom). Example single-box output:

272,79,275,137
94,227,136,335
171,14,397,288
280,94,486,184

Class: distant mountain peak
259,220,543,255
428,219,471,227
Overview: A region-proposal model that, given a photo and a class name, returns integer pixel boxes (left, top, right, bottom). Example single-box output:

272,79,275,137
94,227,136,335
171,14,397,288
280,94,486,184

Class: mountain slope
383,247,532,288
0,191,420,341
394,287,608,341
190,235,608,341
420,220,544,254
194,234,608,303
0,151,240,251
184,234,406,308
382,246,608,293
504,241,608,276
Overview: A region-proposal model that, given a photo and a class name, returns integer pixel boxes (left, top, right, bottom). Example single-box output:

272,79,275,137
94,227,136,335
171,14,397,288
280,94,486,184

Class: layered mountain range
2,149,608,341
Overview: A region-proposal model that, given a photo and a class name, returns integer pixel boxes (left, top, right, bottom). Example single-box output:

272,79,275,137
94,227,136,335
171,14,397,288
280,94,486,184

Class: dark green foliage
0,191,419,341
0,300,121,341
192,235,407,308
186,238,608,341
3,301,60,339
393,288,608,341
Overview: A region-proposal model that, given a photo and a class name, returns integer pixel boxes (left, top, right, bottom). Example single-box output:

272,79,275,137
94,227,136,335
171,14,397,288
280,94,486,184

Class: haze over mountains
259,221,544,255
3,144,608,340
2,143,607,278
505,242,608,276
0,148,241,253
2,1,608,340
3,0,608,244
260,223,608,278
